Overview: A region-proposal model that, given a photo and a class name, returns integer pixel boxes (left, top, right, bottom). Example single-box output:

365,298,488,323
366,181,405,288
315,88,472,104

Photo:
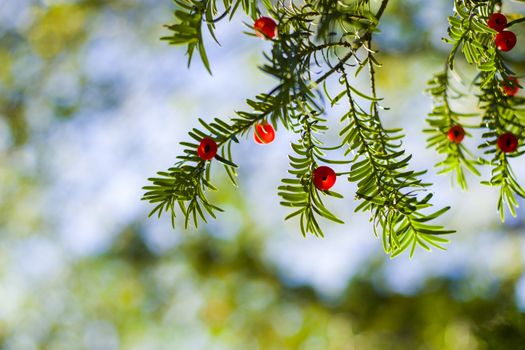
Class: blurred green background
2,0,525,349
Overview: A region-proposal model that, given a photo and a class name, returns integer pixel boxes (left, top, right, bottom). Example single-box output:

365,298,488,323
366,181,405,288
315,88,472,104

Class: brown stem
314,0,390,85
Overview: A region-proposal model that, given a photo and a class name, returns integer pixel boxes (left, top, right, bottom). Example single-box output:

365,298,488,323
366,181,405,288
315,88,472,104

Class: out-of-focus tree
3,221,524,349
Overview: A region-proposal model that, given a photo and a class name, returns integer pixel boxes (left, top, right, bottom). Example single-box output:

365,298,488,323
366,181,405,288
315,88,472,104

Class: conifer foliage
143,0,524,257
426,0,525,220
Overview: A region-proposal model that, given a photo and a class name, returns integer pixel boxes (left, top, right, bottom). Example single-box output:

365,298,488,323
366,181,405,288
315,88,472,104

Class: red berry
488,13,507,32
447,125,465,144
253,123,275,144
254,17,278,39
495,31,517,52
197,137,218,160
312,166,337,191
502,76,520,96
497,132,519,153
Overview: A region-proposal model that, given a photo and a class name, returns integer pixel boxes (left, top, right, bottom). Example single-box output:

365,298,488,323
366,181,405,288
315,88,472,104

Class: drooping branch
426,0,525,218
144,0,455,258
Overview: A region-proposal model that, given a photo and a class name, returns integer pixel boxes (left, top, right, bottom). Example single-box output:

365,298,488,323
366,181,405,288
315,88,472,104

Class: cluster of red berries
197,123,276,160
447,125,519,153
197,122,337,191
488,13,517,52
444,13,521,153
195,17,337,192
489,14,521,97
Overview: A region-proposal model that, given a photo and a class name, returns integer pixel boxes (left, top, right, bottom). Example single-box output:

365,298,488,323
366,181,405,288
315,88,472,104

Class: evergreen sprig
425,70,480,190
162,0,262,73
278,108,346,237
339,52,452,258
444,0,496,70
478,72,525,219
427,0,525,219
144,0,455,257
143,160,223,229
